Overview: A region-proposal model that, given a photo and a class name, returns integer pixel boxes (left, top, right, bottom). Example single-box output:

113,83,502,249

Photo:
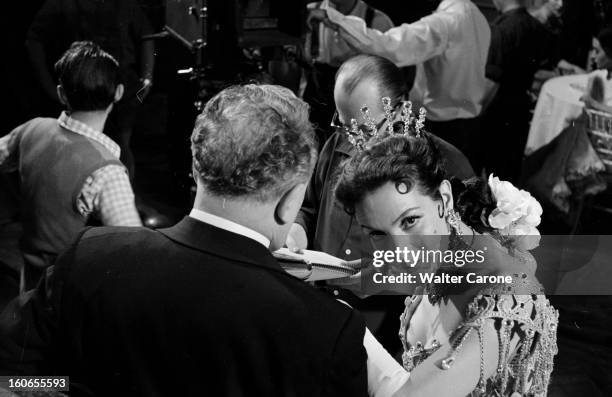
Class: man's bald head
333,55,407,124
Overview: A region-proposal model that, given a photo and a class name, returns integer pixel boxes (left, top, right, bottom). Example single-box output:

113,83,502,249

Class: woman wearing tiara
333,102,559,396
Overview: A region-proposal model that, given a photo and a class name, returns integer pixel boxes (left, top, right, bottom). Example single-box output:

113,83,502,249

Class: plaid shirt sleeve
78,164,142,227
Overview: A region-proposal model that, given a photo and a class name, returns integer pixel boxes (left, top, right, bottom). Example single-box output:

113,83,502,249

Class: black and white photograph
0,0,611,396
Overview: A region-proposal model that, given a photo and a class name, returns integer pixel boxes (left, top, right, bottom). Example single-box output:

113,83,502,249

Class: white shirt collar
189,208,271,248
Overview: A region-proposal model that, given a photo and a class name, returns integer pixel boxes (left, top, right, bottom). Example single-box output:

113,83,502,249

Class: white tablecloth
526,71,611,155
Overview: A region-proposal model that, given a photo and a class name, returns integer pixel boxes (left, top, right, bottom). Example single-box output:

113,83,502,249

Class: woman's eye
400,216,420,230
369,230,386,240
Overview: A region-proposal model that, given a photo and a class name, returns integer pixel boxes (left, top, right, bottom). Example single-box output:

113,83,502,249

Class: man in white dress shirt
323,0,491,159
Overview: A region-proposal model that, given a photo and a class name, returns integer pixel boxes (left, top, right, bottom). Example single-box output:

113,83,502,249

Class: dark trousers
485,118,529,184
425,117,481,172
481,99,531,184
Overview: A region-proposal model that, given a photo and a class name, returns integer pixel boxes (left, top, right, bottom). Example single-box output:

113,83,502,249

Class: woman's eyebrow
392,207,420,225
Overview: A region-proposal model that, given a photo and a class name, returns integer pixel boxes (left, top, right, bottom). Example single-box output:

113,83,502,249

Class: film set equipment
142,0,306,199
148,0,305,109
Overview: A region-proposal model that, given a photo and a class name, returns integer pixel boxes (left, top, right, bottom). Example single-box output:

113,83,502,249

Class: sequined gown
399,262,559,396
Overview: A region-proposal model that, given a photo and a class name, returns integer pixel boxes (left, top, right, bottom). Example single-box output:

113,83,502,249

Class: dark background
0,0,607,132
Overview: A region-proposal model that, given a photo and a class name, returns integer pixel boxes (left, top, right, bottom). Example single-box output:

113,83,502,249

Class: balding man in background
319,0,490,161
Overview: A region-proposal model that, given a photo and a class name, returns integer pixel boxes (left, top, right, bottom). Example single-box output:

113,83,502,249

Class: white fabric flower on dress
487,174,543,251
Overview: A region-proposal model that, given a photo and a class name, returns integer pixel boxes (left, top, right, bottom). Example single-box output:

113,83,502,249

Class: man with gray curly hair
190,84,318,249
0,84,369,397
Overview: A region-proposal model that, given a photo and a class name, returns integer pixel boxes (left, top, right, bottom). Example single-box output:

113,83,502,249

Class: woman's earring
437,204,444,218
445,209,462,236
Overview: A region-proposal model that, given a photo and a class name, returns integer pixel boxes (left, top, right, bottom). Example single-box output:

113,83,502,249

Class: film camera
158,0,306,200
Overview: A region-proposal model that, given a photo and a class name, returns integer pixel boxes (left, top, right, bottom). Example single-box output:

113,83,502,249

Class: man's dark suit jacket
0,217,368,397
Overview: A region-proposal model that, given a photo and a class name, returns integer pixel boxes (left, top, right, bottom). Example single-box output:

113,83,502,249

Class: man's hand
307,9,329,28
581,94,612,114
534,69,559,82
327,259,371,298
328,273,371,299
557,59,586,75
285,223,308,253
308,8,343,31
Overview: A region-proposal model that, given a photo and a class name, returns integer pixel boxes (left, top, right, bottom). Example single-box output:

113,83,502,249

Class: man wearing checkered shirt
0,41,141,290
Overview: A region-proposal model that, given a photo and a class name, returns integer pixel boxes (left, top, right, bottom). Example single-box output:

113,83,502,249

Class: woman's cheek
426,216,445,236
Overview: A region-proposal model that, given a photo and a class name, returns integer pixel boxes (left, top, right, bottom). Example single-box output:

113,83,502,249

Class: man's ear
57,85,69,108
114,84,124,103
438,179,454,213
274,183,307,225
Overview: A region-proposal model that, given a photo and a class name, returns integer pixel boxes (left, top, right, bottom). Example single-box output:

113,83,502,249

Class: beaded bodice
399,278,559,396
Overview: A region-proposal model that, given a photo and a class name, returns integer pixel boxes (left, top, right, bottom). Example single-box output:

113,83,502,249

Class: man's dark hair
54,41,120,111
191,84,317,202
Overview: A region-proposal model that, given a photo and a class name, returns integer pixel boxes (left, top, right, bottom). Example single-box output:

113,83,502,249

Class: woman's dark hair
335,134,497,233
335,55,407,102
449,177,496,234
598,27,612,59
54,41,120,111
